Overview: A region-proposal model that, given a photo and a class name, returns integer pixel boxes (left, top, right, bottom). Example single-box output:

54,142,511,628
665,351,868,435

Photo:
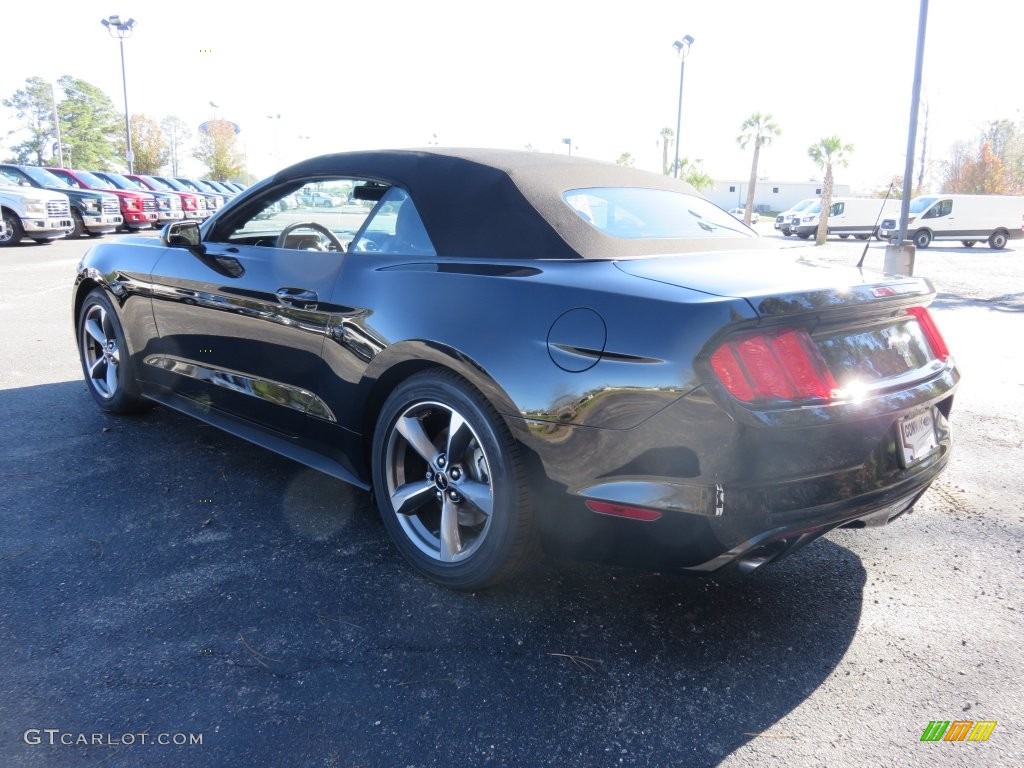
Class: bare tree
916,97,929,195
161,116,191,176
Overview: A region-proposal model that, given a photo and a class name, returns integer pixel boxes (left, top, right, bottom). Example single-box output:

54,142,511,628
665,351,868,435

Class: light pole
672,34,694,179
101,15,137,173
267,114,282,169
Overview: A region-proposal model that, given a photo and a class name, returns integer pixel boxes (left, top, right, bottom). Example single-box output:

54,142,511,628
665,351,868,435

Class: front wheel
988,231,1008,249
797,233,811,240
913,229,932,248
838,234,849,239
72,211,87,238
854,234,870,241
372,370,537,589
0,211,24,247
76,288,150,414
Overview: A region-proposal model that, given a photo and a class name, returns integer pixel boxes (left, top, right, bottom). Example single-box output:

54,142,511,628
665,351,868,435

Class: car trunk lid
614,250,949,402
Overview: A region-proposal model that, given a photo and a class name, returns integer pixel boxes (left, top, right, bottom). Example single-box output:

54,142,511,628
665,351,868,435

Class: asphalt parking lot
1,230,1022,767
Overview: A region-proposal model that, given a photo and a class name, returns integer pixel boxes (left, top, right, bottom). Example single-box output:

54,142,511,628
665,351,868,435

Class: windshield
789,199,815,213
74,170,115,190
21,166,72,188
97,171,140,191
803,201,823,214
909,196,937,214
153,176,189,192
563,188,755,240
175,178,206,193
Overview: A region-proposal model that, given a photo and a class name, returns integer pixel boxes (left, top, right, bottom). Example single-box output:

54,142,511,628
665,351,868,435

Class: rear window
563,187,755,240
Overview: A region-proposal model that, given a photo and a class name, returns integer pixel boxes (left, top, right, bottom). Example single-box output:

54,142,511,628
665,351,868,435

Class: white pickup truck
0,184,74,247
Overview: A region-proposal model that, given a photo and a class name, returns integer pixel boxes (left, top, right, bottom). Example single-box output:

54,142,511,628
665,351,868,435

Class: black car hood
613,249,934,319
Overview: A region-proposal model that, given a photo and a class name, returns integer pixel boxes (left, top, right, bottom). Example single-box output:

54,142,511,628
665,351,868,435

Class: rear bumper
517,362,958,573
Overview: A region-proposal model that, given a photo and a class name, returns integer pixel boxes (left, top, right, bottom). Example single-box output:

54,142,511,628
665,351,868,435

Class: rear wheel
76,288,149,414
988,231,1008,249
838,234,849,239
372,370,537,589
854,234,870,240
961,240,977,248
913,229,932,248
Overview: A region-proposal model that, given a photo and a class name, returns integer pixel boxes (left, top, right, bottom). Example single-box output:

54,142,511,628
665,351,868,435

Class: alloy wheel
80,303,121,399
383,400,494,563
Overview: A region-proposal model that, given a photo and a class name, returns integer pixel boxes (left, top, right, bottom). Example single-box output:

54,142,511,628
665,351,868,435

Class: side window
225,178,381,251
937,199,952,217
352,189,436,256
0,168,27,186
831,202,845,216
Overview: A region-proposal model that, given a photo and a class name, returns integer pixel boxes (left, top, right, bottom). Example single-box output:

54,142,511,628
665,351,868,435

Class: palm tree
737,113,780,225
808,136,854,245
659,127,674,175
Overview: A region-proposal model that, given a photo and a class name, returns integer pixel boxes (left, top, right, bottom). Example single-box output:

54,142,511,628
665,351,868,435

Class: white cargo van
789,197,901,240
878,194,1024,249
775,198,816,235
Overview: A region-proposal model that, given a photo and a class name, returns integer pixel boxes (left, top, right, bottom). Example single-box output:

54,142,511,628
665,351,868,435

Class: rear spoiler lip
745,276,936,321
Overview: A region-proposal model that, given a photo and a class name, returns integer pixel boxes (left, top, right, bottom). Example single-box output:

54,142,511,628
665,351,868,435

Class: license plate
898,409,939,467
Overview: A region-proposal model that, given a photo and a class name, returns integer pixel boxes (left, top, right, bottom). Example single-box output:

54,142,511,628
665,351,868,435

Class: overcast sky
2,0,1021,188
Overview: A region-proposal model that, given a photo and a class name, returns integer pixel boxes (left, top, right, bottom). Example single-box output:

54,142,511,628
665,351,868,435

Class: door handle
276,287,318,309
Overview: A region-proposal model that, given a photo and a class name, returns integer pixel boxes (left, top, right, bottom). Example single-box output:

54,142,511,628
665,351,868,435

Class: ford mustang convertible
73,149,958,589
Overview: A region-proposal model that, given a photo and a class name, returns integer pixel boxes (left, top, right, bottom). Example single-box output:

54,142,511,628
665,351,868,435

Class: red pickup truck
46,168,158,231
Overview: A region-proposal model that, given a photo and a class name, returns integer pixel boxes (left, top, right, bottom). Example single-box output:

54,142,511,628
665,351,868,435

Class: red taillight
710,328,838,404
585,500,662,522
906,307,950,361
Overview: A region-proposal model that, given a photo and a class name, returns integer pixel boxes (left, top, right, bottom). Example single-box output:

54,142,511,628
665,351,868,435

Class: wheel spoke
85,318,106,345
439,496,462,562
105,358,118,395
456,479,493,517
446,410,471,461
390,480,435,517
88,357,105,380
396,415,438,465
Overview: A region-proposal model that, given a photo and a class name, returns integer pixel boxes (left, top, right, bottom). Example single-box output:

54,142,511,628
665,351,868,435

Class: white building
705,180,851,214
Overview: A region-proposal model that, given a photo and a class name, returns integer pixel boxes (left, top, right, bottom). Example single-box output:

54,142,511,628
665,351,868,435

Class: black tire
797,233,811,240
371,369,537,589
854,234,870,240
72,211,86,238
961,240,976,248
838,234,849,239
988,231,1008,250
0,210,24,247
913,229,932,248
76,288,150,414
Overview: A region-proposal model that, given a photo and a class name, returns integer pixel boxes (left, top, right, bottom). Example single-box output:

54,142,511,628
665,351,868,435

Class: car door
147,178,369,437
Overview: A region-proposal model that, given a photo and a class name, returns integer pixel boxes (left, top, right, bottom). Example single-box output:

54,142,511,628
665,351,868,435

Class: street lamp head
673,34,695,58
102,14,136,38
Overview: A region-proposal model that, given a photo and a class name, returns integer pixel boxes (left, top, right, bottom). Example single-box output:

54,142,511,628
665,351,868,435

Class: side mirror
162,220,202,249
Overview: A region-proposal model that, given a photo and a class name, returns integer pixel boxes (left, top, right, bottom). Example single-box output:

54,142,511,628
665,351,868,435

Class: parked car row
0,164,246,247
774,194,1024,247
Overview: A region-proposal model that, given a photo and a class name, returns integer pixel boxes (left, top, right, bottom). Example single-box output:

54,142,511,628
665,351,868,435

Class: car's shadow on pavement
1,381,865,768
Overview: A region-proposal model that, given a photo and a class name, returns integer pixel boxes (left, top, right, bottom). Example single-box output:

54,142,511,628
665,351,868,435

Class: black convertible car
73,149,958,589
